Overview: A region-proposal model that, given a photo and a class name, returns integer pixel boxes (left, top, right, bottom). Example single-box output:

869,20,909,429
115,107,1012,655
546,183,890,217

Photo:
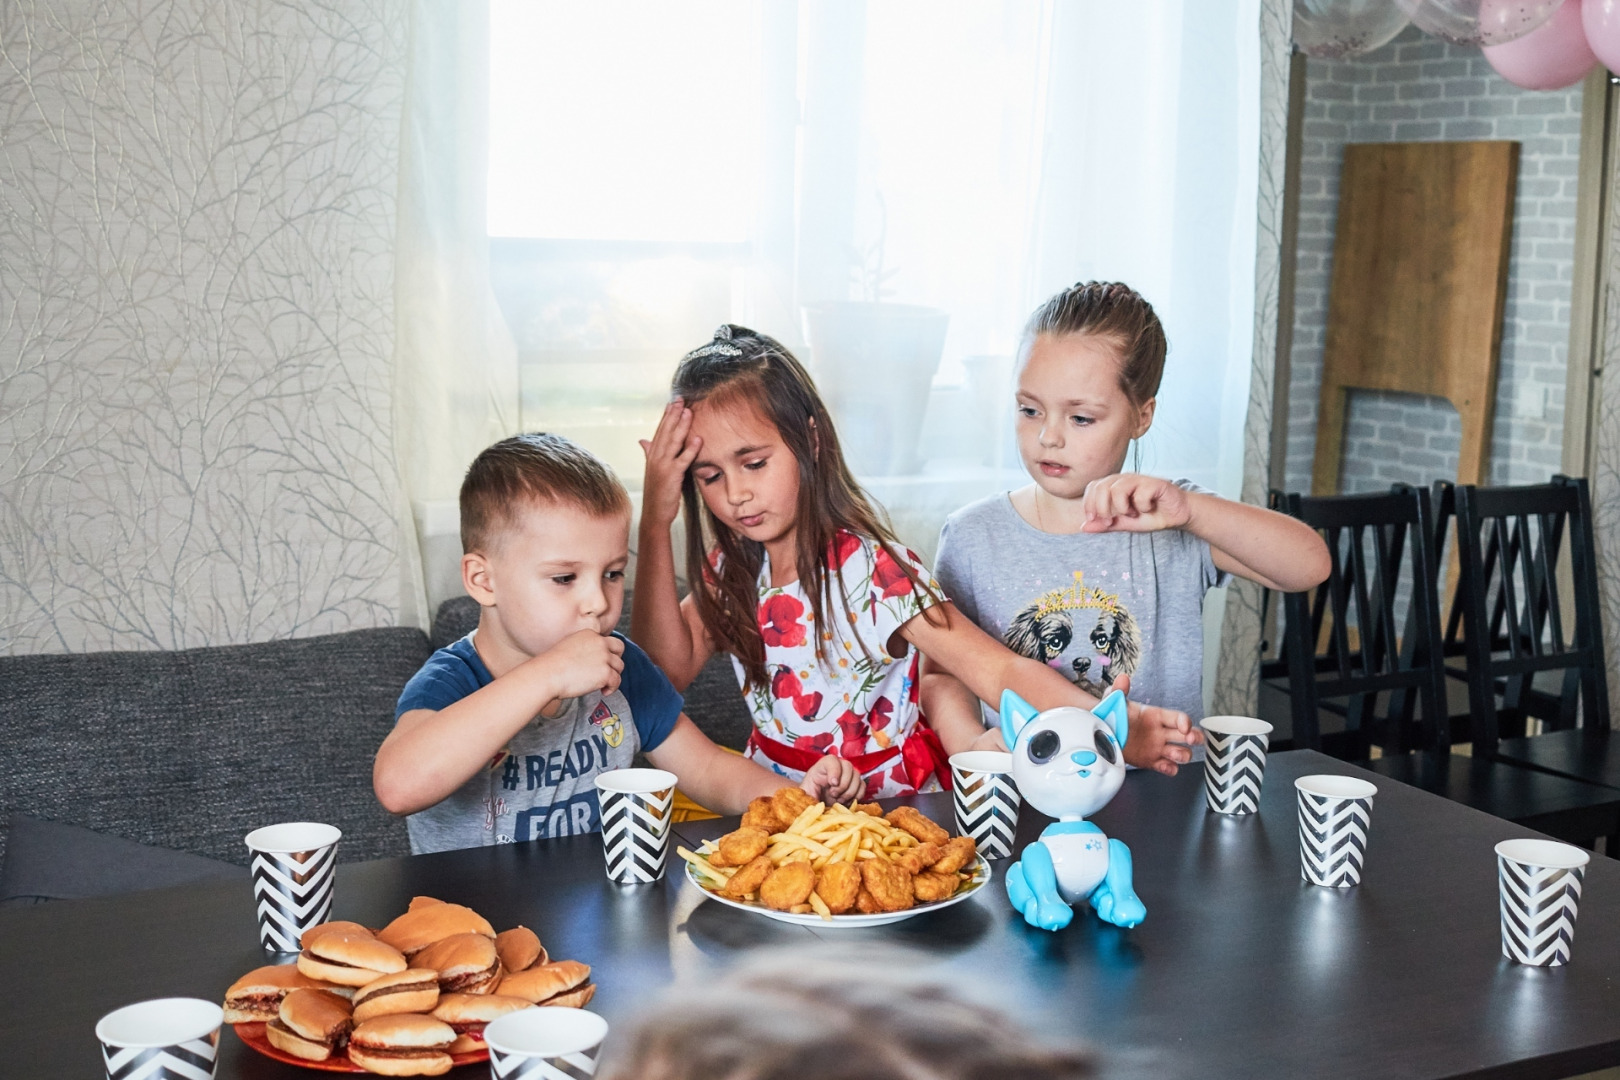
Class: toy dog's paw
1007,862,1074,931
1092,883,1146,928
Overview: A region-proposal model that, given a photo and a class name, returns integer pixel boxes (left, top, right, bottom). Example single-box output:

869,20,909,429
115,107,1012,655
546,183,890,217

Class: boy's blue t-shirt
394,631,681,853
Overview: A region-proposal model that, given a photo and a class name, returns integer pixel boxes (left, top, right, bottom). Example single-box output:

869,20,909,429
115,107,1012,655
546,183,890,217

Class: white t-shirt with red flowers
734,532,945,798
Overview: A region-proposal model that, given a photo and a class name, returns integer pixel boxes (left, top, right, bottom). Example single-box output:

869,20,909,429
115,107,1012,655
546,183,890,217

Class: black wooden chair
1456,477,1620,808
1277,484,1620,847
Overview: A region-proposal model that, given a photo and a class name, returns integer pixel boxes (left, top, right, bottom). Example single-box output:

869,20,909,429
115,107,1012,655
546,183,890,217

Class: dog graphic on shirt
1003,571,1140,699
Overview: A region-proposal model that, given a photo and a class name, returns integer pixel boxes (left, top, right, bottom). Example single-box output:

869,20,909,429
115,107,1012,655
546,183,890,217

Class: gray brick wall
1285,26,1583,499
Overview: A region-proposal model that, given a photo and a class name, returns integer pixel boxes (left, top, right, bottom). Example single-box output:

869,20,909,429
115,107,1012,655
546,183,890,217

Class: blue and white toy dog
1000,687,1146,931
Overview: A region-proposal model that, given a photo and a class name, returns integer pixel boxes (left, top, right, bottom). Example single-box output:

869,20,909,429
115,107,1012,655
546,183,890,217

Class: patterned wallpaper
0,0,410,654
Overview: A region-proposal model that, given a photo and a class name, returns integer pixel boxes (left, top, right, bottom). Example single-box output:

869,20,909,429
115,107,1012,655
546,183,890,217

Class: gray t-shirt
934,485,1228,725
394,632,682,854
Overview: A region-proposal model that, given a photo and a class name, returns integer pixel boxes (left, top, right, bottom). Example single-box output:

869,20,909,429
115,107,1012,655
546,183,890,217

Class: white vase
801,301,950,476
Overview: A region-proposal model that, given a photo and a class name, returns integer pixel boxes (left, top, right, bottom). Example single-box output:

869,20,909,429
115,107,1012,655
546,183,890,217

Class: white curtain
395,0,521,618
485,0,1261,581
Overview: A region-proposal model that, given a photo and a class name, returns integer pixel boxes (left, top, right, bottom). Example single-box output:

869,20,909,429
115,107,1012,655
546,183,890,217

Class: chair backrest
1452,475,1610,753
1279,485,1449,756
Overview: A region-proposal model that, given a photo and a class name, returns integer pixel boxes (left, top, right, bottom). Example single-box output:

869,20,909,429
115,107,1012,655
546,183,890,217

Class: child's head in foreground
459,432,632,659
1017,281,1168,498
597,947,1095,1080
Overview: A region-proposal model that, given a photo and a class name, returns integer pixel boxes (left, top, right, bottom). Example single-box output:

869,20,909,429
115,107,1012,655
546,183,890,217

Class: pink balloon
1584,0,1620,73
1483,0,1596,88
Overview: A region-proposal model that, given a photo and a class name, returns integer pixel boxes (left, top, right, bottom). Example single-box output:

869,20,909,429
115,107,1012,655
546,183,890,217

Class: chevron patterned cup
485,1004,609,1079
97,998,222,1080
1199,716,1273,815
1497,838,1589,967
949,751,1020,859
244,821,341,953
1295,774,1377,887
595,768,677,885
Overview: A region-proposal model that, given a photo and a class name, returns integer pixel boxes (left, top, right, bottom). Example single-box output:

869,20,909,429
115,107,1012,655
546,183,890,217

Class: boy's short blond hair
459,433,631,554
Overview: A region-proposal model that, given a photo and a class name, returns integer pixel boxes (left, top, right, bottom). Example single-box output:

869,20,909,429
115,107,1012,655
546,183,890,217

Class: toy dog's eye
1027,729,1061,765
1093,729,1117,765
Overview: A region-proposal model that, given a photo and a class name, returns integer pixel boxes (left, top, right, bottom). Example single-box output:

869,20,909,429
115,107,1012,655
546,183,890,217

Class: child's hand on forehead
1081,473,1193,535
640,398,702,531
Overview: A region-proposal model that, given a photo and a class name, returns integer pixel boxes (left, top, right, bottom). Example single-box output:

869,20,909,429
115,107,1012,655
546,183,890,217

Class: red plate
233,1023,489,1072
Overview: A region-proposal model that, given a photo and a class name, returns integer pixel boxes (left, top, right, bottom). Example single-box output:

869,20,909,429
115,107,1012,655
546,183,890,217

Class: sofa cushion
0,815,241,906
0,628,432,868
431,596,752,751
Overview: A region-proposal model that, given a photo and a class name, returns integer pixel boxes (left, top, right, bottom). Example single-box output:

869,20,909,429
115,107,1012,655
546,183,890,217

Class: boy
375,433,863,854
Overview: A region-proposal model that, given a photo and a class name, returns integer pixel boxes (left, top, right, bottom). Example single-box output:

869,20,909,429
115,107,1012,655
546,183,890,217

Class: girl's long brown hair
672,325,942,690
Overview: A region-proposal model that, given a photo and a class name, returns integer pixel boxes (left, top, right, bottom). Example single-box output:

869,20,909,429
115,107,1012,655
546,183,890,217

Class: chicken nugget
771,786,817,825
860,857,915,913
855,888,881,914
930,835,977,876
886,806,950,846
912,870,960,903
759,861,817,912
815,862,862,915
855,801,885,818
741,797,784,833
711,826,771,868
894,842,943,875
721,856,773,900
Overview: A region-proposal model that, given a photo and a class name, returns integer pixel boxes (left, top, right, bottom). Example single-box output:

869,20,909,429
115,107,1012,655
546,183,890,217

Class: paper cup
485,1005,608,1079
1295,774,1376,887
244,821,341,952
1497,838,1589,967
1200,716,1273,814
97,998,222,1080
595,768,677,884
949,751,1021,858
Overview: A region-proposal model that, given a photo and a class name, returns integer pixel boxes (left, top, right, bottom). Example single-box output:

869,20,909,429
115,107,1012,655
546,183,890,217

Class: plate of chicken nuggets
678,788,991,927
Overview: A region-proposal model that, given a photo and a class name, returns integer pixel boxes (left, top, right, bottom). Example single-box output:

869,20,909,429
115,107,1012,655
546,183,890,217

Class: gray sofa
0,594,750,903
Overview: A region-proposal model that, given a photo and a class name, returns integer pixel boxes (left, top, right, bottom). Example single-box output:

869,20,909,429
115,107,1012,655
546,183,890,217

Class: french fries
678,792,982,921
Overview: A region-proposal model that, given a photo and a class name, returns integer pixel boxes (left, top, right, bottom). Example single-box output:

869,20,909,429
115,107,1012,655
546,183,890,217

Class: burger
429,993,534,1054
352,968,441,1024
222,964,335,1023
412,932,503,995
497,960,595,1008
299,920,374,950
494,925,546,973
376,903,495,958
296,929,409,987
265,988,353,1063
347,1013,457,1076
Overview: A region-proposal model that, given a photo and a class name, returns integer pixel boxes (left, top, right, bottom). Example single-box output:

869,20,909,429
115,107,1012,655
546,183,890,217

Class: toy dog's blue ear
1094,688,1128,748
999,690,1040,748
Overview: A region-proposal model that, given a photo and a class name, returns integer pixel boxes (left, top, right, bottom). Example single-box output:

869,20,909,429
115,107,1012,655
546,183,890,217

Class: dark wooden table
7,750,1620,1079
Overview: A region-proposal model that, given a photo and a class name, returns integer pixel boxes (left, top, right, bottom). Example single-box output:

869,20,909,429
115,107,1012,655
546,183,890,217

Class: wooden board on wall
1312,140,1518,494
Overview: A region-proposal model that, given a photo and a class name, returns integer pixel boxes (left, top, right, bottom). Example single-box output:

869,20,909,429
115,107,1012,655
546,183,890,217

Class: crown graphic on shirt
1032,571,1124,618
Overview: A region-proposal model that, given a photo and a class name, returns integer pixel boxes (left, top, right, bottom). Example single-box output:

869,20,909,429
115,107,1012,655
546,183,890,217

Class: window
488,0,1261,562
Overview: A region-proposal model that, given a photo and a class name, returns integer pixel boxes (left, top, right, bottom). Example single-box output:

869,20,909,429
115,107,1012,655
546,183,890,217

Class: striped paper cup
485,1005,608,1079
949,751,1020,859
1295,775,1376,887
1497,838,1589,967
1199,716,1272,815
243,821,341,953
595,768,677,884
97,998,222,1080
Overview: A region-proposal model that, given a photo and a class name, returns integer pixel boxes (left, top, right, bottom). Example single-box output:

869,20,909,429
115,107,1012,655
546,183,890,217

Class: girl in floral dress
632,325,1203,798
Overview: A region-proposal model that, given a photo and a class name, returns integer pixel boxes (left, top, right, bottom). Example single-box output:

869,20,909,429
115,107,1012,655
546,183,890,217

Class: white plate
684,855,993,928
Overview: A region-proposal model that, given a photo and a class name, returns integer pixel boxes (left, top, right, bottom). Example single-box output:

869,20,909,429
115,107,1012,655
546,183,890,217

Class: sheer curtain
395,0,521,617
487,0,1261,585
